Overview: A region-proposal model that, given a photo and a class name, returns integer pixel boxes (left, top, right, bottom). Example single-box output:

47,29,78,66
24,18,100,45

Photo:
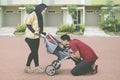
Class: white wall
55,0,80,5
66,11,73,24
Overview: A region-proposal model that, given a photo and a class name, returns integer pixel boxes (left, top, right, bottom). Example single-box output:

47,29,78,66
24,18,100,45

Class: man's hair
60,34,71,41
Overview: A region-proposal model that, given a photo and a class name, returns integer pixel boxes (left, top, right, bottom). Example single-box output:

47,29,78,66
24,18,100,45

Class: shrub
100,19,120,32
116,20,120,31
80,24,85,32
16,24,26,32
58,24,76,33
100,20,109,29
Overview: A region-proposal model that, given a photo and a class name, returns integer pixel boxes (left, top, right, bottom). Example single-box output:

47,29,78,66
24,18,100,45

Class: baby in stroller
40,32,79,76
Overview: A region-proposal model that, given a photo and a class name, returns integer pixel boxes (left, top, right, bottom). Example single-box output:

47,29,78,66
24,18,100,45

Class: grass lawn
14,31,25,35
105,31,120,36
56,32,69,35
56,31,84,36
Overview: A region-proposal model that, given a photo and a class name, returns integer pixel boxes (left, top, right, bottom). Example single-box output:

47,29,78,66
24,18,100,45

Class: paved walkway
0,26,120,80
0,27,58,37
84,26,110,37
0,27,16,36
0,26,119,37
0,36,120,80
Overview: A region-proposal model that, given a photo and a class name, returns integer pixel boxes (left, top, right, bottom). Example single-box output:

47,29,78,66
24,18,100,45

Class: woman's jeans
25,38,40,67
71,60,95,76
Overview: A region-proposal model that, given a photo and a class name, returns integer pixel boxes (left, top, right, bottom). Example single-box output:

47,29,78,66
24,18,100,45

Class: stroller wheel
45,65,56,76
52,60,61,70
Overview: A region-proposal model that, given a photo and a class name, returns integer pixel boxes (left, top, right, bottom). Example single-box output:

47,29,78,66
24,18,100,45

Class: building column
82,7,85,25
19,7,26,24
62,9,66,24
0,7,3,27
77,7,85,25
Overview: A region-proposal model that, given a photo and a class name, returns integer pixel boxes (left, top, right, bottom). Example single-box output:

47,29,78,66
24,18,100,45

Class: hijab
34,3,47,33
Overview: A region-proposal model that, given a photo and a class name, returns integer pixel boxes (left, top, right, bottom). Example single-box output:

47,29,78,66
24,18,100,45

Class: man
60,34,98,76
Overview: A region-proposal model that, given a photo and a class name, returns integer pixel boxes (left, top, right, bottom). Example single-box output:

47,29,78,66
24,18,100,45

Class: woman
24,4,47,73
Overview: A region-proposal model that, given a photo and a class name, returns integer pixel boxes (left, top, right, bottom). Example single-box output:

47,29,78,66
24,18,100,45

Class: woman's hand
34,31,39,35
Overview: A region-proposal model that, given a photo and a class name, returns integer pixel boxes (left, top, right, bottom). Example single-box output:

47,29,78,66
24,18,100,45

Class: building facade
0,0,120,27
0,0,42,27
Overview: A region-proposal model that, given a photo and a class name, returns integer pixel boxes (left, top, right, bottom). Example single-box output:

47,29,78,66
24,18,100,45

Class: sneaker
34,66,44,73
24,66,34,74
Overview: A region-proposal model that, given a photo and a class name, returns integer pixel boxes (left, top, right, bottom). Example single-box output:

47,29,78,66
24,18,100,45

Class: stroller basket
45,34,58,54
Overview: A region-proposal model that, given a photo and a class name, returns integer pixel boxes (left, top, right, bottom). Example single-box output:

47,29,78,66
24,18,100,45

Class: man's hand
70,53,76,58
66,49,73,54
70,51,81,59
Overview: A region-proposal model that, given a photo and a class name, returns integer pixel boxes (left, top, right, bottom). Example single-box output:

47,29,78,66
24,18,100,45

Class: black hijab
34,3,47,33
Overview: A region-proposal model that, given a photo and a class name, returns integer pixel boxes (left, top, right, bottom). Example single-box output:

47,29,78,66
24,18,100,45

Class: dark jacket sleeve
26,24,35,33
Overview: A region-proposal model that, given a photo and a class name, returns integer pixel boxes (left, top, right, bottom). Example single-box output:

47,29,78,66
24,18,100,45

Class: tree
25,5,35,14
105,0,120,32
67,5,77,24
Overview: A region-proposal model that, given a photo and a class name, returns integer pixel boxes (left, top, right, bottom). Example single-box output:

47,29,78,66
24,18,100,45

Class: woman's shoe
34,66,44,73
24,66,34,74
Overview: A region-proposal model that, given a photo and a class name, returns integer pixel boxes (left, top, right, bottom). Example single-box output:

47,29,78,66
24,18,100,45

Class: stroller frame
40,32,71,76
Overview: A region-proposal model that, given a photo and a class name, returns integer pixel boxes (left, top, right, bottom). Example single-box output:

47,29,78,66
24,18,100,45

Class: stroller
40,32,79,76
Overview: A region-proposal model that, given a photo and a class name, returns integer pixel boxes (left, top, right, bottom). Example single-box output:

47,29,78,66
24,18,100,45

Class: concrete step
0,27,16,36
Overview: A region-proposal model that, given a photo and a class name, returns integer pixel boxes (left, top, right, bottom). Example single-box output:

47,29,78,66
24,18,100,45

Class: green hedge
58,24,76,33
16,24,26,32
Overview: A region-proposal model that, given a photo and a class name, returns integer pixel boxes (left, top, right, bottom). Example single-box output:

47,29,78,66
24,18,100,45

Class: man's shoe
91,65,98,74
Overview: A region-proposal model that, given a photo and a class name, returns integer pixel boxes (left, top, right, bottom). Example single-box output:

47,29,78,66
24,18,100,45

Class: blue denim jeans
71,60,95,76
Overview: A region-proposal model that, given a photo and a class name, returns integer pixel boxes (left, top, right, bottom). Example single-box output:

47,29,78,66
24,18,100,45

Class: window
95,10,100,14
47,10,56,14
4,11,14,14
86,10,94,14
60,10,63,14
17,11,21,13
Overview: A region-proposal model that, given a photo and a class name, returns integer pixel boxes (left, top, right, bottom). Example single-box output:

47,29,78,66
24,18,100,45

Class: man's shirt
70,39,98,62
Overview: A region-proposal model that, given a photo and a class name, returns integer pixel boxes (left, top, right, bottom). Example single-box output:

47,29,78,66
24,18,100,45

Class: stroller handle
41,32,47,36
38,32,47,38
